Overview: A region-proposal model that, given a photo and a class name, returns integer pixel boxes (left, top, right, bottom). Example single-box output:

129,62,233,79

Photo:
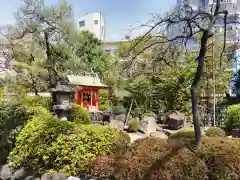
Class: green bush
69,103,91,124
0,101,29,165
91,137,240,180
169,128,195,139
113,131,131,154
128,119,139,133
27,106,52,118
112,105,126,115
205,127,226,137
223,104,240,133
21,96,52,109
9,113,125,175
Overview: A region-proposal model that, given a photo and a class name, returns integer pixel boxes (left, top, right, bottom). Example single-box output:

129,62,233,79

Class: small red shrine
67,74,109,112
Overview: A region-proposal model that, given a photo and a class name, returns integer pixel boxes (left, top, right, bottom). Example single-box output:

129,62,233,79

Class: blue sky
0,0,176,41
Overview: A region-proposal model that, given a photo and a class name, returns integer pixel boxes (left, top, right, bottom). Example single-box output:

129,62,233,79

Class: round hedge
69,103,91,124
223,104,240,133
128,119,139,133
91,137,240,180
205,127,226,137
169,128,195,139
9,112,126,175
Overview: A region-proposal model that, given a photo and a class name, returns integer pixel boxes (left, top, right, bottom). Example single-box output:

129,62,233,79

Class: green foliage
196,137,240,180
98,90,110,111
113,131,131,154
91,137,240,180
111,105,126,115
0,101,29,164
223,104,240,133
9,112,125,175
205,127,226,137
0,88,4,101
66,30,112,78
69,103,91,124
169,128,195,139
128,119,139,133
21,96,52,109
27,106,52,118
8,112,74,172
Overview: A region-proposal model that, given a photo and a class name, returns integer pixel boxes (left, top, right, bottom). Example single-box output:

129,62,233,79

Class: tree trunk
44,31,55,89
191,30,209,147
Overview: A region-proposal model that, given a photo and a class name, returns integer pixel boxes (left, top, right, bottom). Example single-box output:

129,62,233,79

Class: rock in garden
114,114,126,122
139,116,157,136
41,172,65,180
11,167,36,180
150,132,168,139
0,164,12,180
52,172,65,180
24,176,39,180
165,111,186,130
40,173,51,180
67,176,80,180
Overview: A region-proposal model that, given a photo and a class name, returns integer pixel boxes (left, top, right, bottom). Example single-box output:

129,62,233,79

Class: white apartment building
77,12,105,41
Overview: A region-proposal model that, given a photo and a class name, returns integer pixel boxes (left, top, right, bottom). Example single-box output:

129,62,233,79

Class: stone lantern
52,82,74,120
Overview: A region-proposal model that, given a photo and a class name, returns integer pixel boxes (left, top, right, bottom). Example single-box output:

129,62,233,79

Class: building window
79,20,85,28
94,20,98,25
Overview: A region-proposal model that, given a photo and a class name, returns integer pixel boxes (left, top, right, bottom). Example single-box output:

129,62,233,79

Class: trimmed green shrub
223,104,240,133
205,127,226,137
91,137,240,180
169,128,195,139
69,103,91,124
128,119,139,132
21,96,52,109
0,101,29,165
28,106,52,118
9,112,125,175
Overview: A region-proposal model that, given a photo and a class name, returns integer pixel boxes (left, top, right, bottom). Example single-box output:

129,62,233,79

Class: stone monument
139,116,157,136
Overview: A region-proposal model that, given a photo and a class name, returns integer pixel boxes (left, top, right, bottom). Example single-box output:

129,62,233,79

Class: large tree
122,0,237,146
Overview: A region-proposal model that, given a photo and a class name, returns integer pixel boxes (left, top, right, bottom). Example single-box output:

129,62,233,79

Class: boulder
165,111,186,130
114,114,126,122
52,172,65,180
24,176,39,180
40,173,52,180
0,164,12,180
11,167,36,180
67,177,80,180
41,172,65,180
150,132,168,139
139,116,157,136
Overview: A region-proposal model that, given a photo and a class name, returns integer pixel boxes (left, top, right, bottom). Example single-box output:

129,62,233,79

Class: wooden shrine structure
67,74,109,112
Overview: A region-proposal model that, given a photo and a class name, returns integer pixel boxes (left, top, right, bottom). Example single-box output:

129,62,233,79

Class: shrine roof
67,75,109,88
